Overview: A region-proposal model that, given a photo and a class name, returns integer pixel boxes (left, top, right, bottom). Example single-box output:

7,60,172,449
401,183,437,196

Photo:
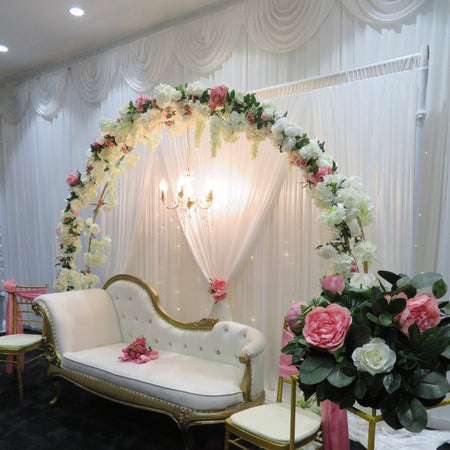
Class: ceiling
0,0,228,85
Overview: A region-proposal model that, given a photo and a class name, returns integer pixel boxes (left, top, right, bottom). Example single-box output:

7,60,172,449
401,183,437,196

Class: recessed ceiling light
0,45,8,52
69,6,85,17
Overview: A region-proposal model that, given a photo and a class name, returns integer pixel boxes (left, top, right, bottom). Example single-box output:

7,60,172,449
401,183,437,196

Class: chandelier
160,132,214,212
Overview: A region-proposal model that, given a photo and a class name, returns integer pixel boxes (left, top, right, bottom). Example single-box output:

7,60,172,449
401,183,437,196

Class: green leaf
372,297,388,315
414,371,449,400
398,397,428,432
367,312,381,325
441,345,450,360
410,272,443,289
433,279,448,299
353,378,367,399
397,275,411,288
299,355,335,385
383,373,402,394
387,297,406,315
346,324,371,351
327,362,356,388
378,270,401,285
379,313,393,326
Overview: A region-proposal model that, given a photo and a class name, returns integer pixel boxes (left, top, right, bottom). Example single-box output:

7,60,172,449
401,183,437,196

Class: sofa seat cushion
62,343,244,411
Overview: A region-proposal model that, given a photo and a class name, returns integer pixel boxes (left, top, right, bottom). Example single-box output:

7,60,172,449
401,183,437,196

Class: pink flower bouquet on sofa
119,337,158,364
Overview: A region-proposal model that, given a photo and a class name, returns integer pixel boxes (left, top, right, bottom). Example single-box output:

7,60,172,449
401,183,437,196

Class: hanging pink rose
396,293,441,336
322,275,345,294
66,173,79,186
213,290,227,301
308,167,334,185
209,85,228,109
303,303,352,352
211,277,227,291
2,279,17,293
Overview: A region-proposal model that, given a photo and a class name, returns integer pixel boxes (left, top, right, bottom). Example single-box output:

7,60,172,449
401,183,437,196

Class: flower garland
55,81,375,291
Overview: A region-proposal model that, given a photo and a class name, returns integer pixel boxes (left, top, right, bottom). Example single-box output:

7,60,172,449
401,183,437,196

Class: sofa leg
182,427,195,450
49,378,62,406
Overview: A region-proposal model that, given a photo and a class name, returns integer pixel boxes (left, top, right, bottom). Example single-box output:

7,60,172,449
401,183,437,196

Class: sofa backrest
103,274,257,369
34,288,123,356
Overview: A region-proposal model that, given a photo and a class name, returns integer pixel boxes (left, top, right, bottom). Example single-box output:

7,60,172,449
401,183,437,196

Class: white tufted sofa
33,274,265,444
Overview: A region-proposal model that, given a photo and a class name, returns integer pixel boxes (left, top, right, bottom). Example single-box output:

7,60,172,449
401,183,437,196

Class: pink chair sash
5,287,49,374
279,328,298,378
322,400,349,450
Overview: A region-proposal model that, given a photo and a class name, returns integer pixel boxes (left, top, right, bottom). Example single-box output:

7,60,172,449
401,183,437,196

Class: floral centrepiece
283,271,449,433
118,337,158,364
209,277,228,302
55,81,374,291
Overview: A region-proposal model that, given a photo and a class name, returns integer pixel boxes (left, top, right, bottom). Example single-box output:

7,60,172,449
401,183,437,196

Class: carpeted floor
0,346,448,450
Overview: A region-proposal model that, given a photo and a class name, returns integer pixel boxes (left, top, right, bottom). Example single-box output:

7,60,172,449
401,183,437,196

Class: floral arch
54,82,450,433
56,81,376,292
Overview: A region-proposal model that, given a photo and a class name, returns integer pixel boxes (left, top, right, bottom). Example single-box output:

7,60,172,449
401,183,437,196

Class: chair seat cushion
0,333,43,350
230,403,321,444
62,343,244,411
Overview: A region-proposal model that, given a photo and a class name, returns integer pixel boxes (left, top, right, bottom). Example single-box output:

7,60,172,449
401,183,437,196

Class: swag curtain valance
0,0,429,124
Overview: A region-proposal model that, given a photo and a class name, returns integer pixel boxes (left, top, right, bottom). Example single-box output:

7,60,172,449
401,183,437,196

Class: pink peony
303,303,352,352
211,277,227,291
213,290,227,301
322,275,345,294
209,85,228,109
66,173,79,186
286,301,307,329
2,279,17,293
396,293,441,337
134,94,150,113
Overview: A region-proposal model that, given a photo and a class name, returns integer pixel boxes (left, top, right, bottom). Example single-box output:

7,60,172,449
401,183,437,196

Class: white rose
271,117,288,133
70,199,82,212
349,273,378,290
89,223,101,235
352,338,396,376
284,124,302,137
185,81,207,97
154,83,181,107
281,136,296,152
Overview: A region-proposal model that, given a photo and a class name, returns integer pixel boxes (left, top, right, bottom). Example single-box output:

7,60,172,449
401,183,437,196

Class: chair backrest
278,316,299,402
12,284,49,334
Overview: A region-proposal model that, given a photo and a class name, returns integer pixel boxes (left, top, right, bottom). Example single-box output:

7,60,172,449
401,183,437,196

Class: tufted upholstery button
184,344,187,349
129,297,132,301
199,346,203,351
168,342,172,346
148,319,152,324
122,314,126,319
155,338,158,343
224,327,229,332
216,350,221,355
243,333,247,338
135,317,138,321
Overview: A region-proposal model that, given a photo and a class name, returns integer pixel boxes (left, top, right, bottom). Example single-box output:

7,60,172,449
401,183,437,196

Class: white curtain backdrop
1,0,449,437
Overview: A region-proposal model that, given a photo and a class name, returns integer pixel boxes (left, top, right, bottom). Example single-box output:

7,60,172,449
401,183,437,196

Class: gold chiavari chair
0,283,49,401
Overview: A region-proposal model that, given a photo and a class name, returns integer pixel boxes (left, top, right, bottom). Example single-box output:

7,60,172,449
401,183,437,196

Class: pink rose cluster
303,303,352,352
118,336,158,364
395,293,441,337
209,277,228,301
66,172,79,187
134,94,150,113
2,279,17,293
208,85,228,110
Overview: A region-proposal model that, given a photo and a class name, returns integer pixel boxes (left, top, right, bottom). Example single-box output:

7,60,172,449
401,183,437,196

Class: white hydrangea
154,83,182,107
318,204,346,228
349,273,378,290
284,124,302,137
185,81,207,97
90,237,111,251
354,241,377,266
271,117,288,133
318,152,334,168
316,244,338,259
299,139,322,160
331,253,353,277
84,251,107,267
70,199,82,212
281,136,296,152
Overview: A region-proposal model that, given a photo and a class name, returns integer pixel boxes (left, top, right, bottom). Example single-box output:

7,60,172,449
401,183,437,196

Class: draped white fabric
159,130,287,320
1,0,450,433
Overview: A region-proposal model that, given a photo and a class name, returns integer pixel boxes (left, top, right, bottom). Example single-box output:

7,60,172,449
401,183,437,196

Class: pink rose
322,275,345,294
2,279,17,293
211,277,227,291
134,94,150,113
396,293,441,336
303,303,352,352
213,290,227,301
209,85,228,109
286,301,307,329
308,167,334,185
66,173,79,186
